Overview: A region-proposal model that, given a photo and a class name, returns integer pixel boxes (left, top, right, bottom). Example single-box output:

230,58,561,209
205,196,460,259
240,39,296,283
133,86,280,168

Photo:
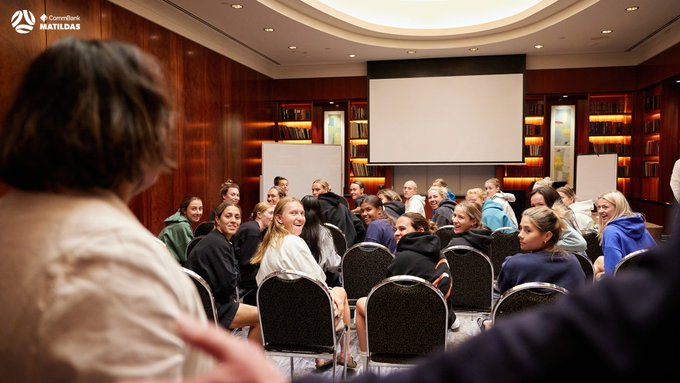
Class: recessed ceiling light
563,95,568,98
230,4,243,9
329,101,335,104
534,44,543,49
407,50,416,54
348,54,356,58
288,46,297,50
263,27,274,32
601,29,613,34
469,47,479,51
626,6,639,11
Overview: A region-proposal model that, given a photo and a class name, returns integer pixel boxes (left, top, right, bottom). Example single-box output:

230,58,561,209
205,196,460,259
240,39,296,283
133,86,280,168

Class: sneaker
450,317,460,331
477,317,489,332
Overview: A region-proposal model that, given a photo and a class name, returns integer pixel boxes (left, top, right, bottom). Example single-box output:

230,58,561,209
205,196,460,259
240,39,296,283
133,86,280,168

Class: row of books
589,101,629,114
644,95,660,112
644,119,660,134
350,144,368,157
644,161,659,177
644,140,660,156
588,121,632,135
589,143,631,155
280,108,311,121
351,106,367,120
525,103,544,116
349,122,368,139
617,166,631,177
277,126,310,140
524,124,542,136
524,145,543,156
350,162,386,177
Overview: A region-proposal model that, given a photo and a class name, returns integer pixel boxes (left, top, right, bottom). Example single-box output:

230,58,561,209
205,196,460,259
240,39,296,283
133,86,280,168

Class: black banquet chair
341,242,394,307
324,222,347,258
492,282,568,325
181,268,218,325
582,231,603,263
434,225,455,250
365,275,448,373
489,227,520,279
193,221,214,237
575,252,596,284
614,248,650,276
257,270,349,382
442,245,494,317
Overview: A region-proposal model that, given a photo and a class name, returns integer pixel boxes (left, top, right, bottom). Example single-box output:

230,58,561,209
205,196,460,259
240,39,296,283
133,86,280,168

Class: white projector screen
369,73,524,164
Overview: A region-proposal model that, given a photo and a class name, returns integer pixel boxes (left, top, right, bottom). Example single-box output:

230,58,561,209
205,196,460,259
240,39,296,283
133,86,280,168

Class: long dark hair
300,195,324,262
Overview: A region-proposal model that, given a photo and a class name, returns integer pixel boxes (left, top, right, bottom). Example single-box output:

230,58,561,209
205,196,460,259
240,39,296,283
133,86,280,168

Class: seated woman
530,186,587,253
232,202,274,305
466,188,515,231
377,188,405,221
557,185,595,233
446,201,491,254
187,202,261,345
594,190,657,279
252,197,356,369
428,185,457,227
484,177,518,227
349,180,367,215
300,195,342,287
158,195,203,265
313,178,365,246
355,212,457,359
266,186,286,206
360,195,397,253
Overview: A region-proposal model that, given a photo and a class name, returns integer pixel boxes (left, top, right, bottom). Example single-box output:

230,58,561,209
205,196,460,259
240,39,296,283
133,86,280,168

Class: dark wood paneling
272,77,366,101
659,83,680,204
45,0,101,45
638,42,680,88
526,67,637,94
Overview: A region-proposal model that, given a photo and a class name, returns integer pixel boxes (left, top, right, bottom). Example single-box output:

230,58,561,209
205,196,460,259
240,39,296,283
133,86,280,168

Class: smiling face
484,182,499,197
597,198,616,224
361,202,382,224
277,200,306,236
267,187,281,206
215,205,241,240
223,187,240,204
278,179,288,193
394,216,421,243
184,199,203,223
517,215,552,252
349,183,364,199
428,190,444,209
452,205,477,234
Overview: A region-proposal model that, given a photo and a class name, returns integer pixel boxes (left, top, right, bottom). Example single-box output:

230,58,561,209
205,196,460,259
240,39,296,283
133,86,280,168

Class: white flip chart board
575,153,618,204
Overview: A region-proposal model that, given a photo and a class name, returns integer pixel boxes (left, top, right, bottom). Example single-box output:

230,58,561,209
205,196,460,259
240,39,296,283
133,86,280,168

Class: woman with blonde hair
252,197,356,368
428,185,457,227
446,201,491,254
484,177,518,227
557,185,595,233
594,191,656,279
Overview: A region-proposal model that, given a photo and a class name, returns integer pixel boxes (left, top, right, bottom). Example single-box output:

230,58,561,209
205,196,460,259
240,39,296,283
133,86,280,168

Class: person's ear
275,214,284,225
543,231,553,244
417,227,425,233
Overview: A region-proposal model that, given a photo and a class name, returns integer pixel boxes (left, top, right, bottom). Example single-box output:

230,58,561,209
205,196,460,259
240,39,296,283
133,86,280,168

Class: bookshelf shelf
346,101,391,194
276,102,312,141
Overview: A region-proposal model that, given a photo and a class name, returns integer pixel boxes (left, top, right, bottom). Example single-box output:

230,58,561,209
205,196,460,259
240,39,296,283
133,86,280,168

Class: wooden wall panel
272,76,367,101
638,42,680,88
526,67,637,94
44,0,101,45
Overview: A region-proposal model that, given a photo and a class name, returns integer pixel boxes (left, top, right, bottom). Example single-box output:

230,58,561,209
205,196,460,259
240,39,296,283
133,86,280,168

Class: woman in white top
556,185,595,233
252,197,356,368
484,177,518,227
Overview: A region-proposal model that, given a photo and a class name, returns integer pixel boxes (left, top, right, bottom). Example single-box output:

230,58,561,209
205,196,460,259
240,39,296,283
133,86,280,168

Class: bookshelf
587,93,632,195
502,96,547,191
347,100,390,194
640,86,661,200
276,102,312,143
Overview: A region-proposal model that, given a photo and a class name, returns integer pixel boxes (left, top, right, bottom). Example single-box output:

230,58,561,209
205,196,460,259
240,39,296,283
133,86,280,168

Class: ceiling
114,0,680,79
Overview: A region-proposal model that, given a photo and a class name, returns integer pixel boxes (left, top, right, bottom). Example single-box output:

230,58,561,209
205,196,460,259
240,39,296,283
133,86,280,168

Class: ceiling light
534,44,543,49
601,29,613,34
469,47,479,51
263,27,274,32
407,50,416,54
348,54,356,58
563,95,568,98
625,6,639,11
288,46,297,50
230,4,243,9
329,101,335,104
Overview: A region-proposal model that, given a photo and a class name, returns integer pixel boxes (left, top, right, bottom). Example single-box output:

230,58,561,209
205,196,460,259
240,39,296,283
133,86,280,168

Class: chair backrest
614,248,650,276
257,270,338,354
442,245,494,313
181,268,218,324
582,231,603,263
341,242,394,302
575,252,596,284
366,275,448,364
434,225,455,250
492,282,568,324
194,221,214,237
323,222,347,257
489,227,520,278
185,235,204,262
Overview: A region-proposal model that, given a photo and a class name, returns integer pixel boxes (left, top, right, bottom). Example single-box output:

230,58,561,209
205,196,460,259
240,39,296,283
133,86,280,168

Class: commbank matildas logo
11,10,36,34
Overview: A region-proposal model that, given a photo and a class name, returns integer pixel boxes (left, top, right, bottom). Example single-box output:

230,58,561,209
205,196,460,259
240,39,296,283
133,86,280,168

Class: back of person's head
300,195,323,261
432,178,448,188
179,196,202,215
401,212,435,234
521,206,563,252
530,186,561,208
532,177,554,190
466,188,487,201
250,201,271,221
454,201,483,229
220,180,239,199
0,38,173,192
377,188,402,202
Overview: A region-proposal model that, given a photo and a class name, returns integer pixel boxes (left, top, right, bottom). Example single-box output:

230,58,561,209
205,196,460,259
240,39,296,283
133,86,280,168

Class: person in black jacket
447,200,492,254
186,202,261,345
312,178,366,246
428,185,457,227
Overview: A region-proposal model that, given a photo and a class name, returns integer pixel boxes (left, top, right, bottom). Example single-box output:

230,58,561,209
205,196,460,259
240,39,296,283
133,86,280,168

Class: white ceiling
113,0,680,79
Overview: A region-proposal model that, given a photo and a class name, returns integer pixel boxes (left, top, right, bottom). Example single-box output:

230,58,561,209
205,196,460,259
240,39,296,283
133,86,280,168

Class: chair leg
289,357,294,381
